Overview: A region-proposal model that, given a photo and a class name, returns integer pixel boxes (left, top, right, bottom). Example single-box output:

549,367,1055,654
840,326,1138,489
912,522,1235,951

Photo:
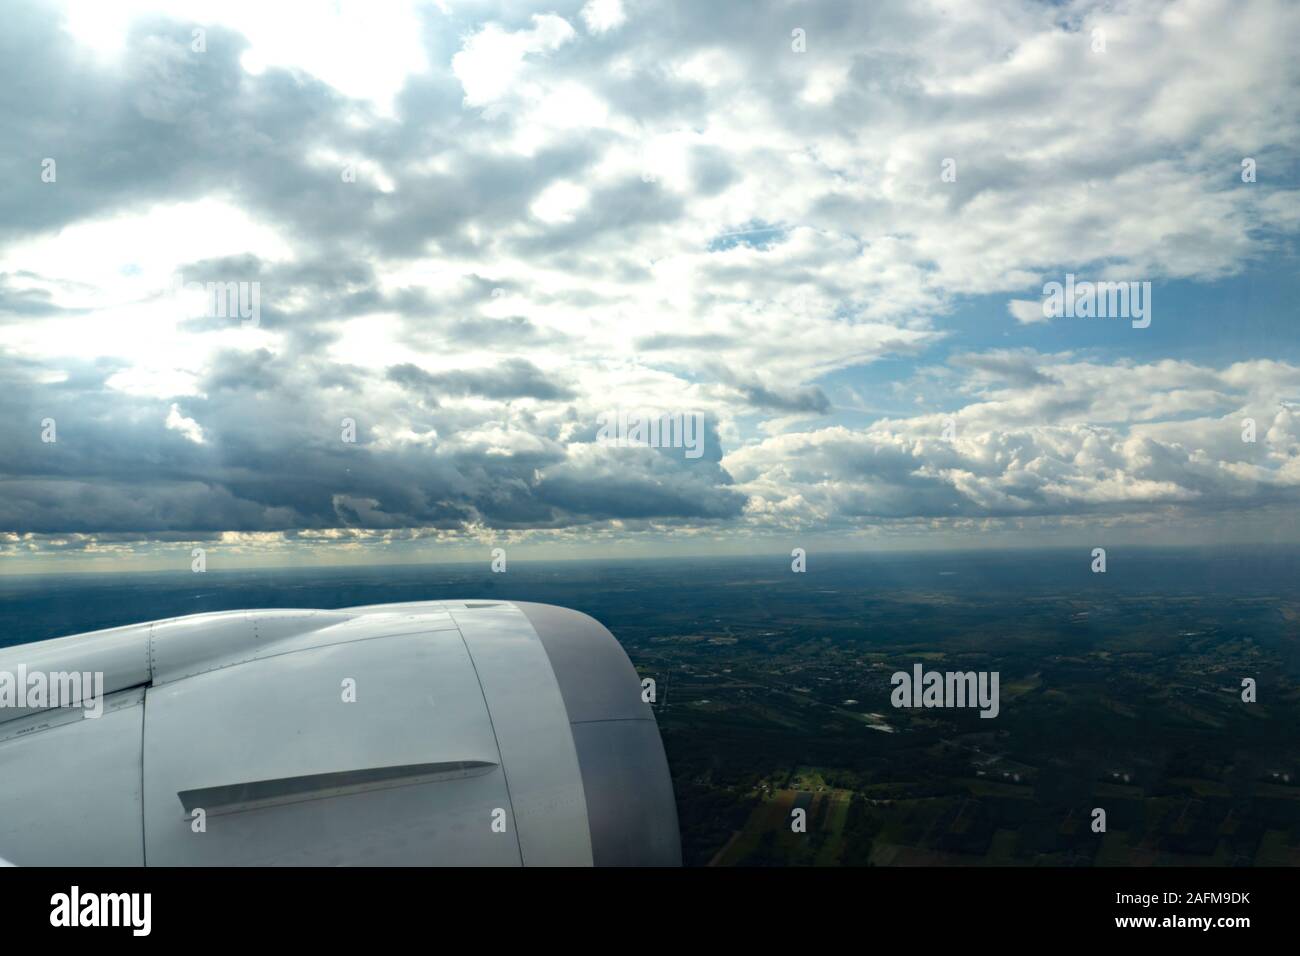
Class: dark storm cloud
0,344,740,534
732,381,832,415
536,447,747,523
388,358,575,401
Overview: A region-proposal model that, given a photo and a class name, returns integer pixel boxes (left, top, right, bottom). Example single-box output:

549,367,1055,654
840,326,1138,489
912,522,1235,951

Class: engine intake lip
512,602,682,867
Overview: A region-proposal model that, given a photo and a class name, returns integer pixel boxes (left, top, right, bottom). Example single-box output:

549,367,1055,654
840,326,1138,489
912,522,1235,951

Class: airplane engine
0,601,681,866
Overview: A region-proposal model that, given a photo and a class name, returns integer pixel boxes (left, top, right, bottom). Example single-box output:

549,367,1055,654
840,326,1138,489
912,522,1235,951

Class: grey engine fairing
0,601,680,866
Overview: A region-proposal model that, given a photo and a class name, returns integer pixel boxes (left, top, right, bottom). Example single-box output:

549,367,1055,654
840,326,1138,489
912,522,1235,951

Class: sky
1,0,1299,573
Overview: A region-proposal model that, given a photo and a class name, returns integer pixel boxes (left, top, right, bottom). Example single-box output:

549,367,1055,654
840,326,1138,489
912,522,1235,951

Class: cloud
725,354,1300,528
165,403,206,444
387,358,576,401
581,0,627,36
1007,298,1048,325
0,0,1297,560
452,13,577,108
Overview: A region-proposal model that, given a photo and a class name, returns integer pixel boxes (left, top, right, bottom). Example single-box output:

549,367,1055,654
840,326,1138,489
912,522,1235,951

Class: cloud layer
1,0,1298,564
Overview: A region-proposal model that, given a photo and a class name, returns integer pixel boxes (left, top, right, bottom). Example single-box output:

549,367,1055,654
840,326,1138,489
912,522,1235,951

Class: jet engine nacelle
0,601,680,866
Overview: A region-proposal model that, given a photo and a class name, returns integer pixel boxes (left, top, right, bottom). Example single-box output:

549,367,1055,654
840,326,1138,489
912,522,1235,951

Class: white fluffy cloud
726,355,1300,527
581,0,626,35
452,13,578,108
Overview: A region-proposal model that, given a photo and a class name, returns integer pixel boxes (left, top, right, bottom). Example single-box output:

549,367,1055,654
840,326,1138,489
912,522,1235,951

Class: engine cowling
0,601,680,866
